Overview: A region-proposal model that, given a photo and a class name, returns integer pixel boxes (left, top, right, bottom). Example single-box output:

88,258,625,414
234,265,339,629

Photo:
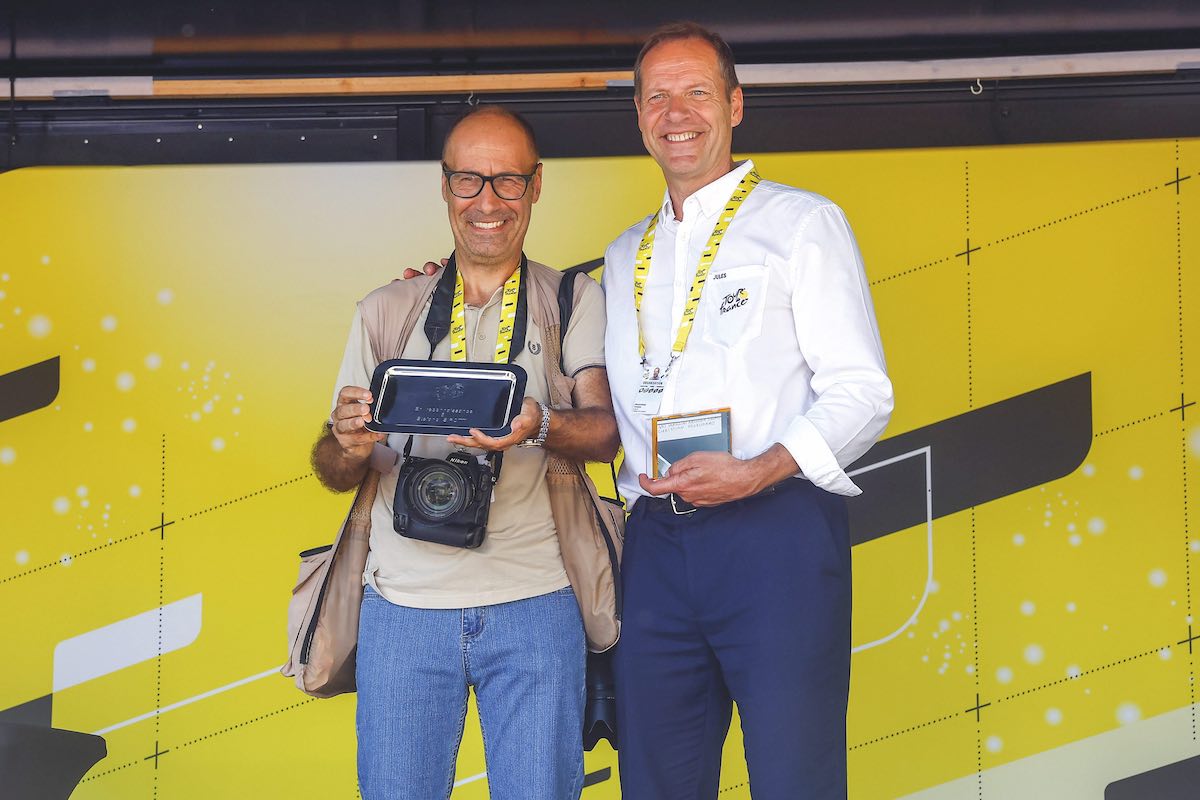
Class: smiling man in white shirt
603,22,894,799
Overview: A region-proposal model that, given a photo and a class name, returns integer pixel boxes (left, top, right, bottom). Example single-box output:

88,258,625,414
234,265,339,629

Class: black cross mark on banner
1178,626,1200,655
966,693,991,722
151,513,175,540
956,238,981,266
1165,168,1192,194
1171,393,1196,422
144,741,169,768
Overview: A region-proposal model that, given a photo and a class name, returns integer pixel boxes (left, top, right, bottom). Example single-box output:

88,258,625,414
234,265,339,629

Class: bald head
442,105,539,167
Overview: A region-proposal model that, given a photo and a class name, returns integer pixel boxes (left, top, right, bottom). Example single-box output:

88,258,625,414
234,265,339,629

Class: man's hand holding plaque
447,396,541,452
330,385,386,454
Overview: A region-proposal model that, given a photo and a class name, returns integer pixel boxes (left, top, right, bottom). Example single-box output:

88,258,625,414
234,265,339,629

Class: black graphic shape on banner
847,373,1092,546
0,357,61,423
0,722,107,800
0,695,52,728
583,767,612,787
1105,753,1200,799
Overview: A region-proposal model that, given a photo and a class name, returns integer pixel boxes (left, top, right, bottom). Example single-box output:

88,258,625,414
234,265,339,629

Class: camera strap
423,251,529,365
396,396,503,484
417,251,531,485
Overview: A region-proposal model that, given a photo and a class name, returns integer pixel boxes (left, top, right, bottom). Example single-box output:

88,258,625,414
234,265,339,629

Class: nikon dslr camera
393,450,494,549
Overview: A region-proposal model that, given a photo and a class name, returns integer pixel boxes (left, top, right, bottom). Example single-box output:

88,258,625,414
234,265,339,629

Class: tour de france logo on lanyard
449,263,522,364
631,170,761,417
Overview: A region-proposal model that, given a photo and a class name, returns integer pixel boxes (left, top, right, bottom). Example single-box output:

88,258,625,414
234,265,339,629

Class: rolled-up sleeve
329,306,376,415
778,204,894,496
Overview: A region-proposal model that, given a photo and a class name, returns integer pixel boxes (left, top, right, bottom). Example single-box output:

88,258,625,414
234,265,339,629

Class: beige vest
284,261,623,698
355,261,623,651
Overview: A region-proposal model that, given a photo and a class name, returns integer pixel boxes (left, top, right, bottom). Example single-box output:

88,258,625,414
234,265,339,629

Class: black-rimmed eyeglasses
442,163,540,200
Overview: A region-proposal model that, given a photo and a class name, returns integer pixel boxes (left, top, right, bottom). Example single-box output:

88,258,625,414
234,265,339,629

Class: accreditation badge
632,375,665,417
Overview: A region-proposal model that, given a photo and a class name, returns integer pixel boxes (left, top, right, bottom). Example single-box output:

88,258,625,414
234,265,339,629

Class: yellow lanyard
633,170,761,369
449,266,522,363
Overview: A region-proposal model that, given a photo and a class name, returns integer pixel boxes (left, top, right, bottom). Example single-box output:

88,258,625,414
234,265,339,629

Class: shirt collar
659,159,755,224
466,284,504,311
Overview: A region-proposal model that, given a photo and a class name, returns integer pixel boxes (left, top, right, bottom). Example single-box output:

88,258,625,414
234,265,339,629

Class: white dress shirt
602,159,893,503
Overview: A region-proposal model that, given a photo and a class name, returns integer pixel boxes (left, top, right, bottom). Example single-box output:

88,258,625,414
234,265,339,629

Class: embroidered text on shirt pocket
701,264,768,349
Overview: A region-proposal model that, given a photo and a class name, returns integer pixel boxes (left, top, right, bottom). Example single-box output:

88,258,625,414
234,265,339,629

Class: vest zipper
299,556,335,665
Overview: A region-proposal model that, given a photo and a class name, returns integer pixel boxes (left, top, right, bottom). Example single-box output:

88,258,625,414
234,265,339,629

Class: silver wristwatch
519,401,551,447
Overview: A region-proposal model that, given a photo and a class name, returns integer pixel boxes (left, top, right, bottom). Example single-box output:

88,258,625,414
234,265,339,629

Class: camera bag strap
530,261,625,653
282,272,442,698
556,260,623,503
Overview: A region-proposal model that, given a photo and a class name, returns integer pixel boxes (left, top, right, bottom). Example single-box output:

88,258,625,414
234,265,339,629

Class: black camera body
393,450,494,549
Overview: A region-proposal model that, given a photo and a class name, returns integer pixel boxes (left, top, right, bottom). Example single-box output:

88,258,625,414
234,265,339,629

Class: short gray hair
633,22,740,101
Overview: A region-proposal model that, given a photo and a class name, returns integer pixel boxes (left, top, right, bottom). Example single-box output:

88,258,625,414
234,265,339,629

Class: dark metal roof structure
3,1,1200,167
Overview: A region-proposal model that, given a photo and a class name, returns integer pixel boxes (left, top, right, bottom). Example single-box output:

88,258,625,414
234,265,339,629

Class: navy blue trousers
615,479,851,800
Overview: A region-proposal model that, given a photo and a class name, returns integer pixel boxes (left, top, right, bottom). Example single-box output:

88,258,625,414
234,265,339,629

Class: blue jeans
356,584,586,800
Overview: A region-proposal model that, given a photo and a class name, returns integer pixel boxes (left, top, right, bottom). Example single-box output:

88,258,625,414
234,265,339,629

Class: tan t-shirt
331,271,606,608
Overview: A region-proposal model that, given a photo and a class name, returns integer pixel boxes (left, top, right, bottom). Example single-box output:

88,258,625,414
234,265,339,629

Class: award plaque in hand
365,359,528,438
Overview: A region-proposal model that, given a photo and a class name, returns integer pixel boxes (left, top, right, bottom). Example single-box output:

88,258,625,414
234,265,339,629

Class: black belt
638,493,699,515
637,480,793,517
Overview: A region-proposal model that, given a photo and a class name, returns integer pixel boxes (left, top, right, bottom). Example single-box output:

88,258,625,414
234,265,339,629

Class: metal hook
970,78,983,96
466,91,478,106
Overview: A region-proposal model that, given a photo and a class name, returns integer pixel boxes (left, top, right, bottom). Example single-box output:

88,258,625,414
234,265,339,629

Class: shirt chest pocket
701,264,769,349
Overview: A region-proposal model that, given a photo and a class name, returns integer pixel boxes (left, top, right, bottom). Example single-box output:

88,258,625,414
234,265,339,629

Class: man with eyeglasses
312,105,619,799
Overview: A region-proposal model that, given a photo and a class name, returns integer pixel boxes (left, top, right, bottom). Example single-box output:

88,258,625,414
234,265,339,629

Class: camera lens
408,461,473,521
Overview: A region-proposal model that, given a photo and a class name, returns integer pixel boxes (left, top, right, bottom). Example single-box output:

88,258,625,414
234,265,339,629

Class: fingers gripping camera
393,450,496,549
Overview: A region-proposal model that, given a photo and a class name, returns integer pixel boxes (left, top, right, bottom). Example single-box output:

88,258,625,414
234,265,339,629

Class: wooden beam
149,72,633,99
153,30,639,55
